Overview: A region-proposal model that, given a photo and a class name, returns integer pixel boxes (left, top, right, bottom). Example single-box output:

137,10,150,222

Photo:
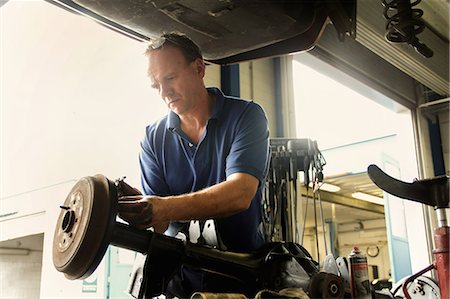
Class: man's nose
160,84,173,99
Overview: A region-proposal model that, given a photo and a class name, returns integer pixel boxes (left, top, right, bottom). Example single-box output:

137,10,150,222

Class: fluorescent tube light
309,182,341,192
352,192,384,205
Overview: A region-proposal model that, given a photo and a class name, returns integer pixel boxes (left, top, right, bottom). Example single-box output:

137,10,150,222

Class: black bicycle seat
367,164,449,209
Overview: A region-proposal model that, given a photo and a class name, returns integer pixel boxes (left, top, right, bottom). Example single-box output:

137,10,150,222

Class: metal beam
299,186,385,214
273,57,284,137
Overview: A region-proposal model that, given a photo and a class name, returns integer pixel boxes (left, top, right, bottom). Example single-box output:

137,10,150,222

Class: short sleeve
139,125,171,196
225,102,270,184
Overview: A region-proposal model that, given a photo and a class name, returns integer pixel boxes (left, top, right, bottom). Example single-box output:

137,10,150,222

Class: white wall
0,1,166,298
0,235,44,299
1,1,167,195
0,250,43,298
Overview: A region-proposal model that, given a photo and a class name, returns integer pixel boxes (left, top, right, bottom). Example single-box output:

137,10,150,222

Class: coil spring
382,0,433,58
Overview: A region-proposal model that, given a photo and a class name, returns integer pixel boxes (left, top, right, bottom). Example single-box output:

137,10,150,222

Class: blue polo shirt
139,87,270,252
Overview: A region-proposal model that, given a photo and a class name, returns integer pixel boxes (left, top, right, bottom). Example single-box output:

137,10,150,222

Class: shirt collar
166,87,225,131
167,110,179,132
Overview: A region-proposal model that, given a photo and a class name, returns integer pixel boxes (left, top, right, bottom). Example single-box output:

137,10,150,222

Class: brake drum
53,174,117,280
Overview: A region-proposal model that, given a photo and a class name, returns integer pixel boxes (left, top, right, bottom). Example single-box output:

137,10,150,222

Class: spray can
348,246,371,299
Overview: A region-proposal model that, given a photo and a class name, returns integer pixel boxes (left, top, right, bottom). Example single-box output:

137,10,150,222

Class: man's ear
193,58,206,78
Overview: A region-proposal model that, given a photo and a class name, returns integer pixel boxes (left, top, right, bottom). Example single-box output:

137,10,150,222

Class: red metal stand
434,226,449,299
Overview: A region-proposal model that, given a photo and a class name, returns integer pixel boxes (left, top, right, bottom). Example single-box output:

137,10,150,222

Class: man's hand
118,195,169,233
118,173,258,233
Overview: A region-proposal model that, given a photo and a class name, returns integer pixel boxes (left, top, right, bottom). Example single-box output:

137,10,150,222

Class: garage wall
418,107,449,177
0,1,165,298
239,60,277,137
440,109,449,227
415,104,449,257
206,59,278,136
1,1,164,198
439,110,449,174
0,235,43,299
302,219,390,281
0,250,43,298
205,63,221,88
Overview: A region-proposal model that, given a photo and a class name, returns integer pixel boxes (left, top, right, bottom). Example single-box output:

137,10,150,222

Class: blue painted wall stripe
220,64,240,97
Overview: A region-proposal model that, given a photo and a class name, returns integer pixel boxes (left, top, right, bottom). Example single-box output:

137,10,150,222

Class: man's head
145,32,203,63
145,32,207,116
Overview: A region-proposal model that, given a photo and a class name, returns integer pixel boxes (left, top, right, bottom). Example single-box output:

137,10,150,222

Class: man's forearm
154,173,258,223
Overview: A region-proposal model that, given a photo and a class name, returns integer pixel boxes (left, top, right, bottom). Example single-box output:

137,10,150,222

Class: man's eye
150,81,158,89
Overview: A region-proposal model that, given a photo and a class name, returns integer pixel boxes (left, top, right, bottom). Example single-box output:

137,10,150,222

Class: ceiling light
352,192,384,205
309,182,341,192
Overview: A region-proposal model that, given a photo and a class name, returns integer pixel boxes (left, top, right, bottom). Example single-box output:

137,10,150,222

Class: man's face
147,46,205,116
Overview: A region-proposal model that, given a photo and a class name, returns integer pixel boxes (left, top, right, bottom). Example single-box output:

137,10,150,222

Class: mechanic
118,32,270,297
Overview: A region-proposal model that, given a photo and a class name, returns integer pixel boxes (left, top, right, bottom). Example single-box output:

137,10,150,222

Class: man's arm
118,172,258,232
